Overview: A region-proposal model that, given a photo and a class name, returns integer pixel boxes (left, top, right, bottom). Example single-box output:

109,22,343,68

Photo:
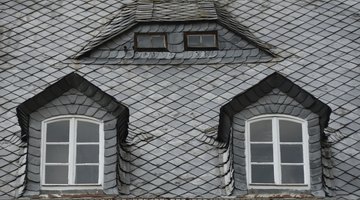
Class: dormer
73,0,274,65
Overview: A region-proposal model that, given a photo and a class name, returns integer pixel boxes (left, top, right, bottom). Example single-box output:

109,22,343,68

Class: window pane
281,165,304,183
137,35,151,48
251,164,274,183
188,35,201,47
152,36,165,48
75,165,99,184
250,120,272,142
77,121,99,142
45,166,68,184
46,144,68,163
47,120,69,142
251,144,273,162
137,34,165,48
279,120,302,142
281,144,303,163
76,145,99,163
202,35,215,47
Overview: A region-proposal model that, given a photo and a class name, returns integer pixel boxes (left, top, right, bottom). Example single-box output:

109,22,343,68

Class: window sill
38,193,112,199
184,47,219,51
134,48,169,52
245,193,315,199
41,185,103,191
248,184,310,190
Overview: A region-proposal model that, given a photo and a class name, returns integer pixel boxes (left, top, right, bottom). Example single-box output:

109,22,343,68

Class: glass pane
282,165,304,183
202,35,215,47
152,35,165,48
251,164,274,183
76,145,99,163
251,144,273,162
46,120,69,142
46,144,69,163
77,121,99,142
281,144,303,163
188,35,201,47
250,120,272,142
75,165,99,184
279,120,302,142
137,35,151,48
45,166,68,184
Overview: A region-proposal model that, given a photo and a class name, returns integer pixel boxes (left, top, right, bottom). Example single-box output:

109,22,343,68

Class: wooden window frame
184,31,218,50
40,115,104,190
245,114,310,190
134,32,168,52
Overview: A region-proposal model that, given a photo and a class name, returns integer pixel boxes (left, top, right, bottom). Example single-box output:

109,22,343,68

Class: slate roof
0,0,360,199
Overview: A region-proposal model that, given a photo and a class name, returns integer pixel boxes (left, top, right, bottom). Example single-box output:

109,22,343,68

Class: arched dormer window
41,116,104,189
246,115,309,190
217,72,332,196
16,72,130,195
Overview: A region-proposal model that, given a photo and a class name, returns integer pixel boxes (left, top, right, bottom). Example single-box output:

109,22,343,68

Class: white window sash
273,118,281,184
41,115,104,189
246,115,310,189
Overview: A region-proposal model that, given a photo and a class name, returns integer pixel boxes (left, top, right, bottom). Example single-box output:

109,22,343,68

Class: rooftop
0,0,360,199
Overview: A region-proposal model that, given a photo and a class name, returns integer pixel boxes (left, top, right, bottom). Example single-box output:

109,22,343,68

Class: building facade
1,0,360,199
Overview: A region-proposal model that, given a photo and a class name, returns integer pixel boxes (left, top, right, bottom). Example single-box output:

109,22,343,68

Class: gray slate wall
24,88,129,196
231,88,325,196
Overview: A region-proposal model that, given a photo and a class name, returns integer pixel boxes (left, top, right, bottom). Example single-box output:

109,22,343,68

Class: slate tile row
0,0,360,198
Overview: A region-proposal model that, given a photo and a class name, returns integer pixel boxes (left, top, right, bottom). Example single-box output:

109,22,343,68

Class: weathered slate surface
0,0,360,199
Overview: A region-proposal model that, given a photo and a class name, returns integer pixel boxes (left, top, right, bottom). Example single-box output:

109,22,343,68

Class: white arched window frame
40,115,104,190
245,115,310,190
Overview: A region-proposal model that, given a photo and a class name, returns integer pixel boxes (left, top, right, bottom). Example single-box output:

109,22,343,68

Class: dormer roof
74,0,273,58
217,72,332,145
135,1,218,22
16,73,129,142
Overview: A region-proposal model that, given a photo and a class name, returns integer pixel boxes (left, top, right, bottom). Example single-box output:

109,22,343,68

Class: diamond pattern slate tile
1,0,360,199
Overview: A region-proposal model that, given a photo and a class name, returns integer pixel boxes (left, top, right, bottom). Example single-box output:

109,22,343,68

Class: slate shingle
0,0,360,199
